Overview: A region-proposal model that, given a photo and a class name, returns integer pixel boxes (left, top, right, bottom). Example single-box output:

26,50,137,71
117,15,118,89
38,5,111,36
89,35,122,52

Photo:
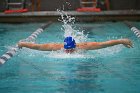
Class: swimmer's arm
77,39,133,50
18,42,63,51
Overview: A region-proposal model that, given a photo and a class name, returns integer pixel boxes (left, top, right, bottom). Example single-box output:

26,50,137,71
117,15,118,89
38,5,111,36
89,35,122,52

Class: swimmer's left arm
77,42,102,50
77,39,133,50
99,39,133,48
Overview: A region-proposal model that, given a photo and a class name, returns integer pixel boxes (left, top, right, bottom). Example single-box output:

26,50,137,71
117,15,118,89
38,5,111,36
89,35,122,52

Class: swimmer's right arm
18,42,63,51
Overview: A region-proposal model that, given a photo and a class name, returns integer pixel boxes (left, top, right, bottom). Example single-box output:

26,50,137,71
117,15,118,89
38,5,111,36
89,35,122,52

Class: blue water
0,22,140,93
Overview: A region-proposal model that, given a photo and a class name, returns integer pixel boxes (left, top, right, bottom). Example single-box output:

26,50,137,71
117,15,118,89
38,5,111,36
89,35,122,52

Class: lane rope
124,21,140,38
0,21,52,65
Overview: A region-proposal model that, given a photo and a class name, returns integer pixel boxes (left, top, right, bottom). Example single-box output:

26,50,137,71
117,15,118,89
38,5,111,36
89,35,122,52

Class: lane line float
124,21,140,38
0,21,52,65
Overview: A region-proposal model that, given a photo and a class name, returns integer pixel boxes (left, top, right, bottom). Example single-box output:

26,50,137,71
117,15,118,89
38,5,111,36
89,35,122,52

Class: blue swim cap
64,36,76,49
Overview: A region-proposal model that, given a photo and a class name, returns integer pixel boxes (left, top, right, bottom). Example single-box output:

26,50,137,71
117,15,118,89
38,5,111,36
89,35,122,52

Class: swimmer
18,36,133,53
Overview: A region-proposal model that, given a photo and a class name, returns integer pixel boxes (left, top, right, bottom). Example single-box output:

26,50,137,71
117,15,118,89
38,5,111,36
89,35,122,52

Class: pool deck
0,10,140,23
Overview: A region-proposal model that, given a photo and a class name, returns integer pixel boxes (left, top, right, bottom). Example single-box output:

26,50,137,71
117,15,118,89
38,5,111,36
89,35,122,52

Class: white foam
47,45,123,59
57,9,88,43
48,51,95,59
94,45,123,57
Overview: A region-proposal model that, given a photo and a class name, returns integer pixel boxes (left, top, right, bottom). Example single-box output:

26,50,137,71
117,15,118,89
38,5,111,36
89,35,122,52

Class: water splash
94,45,124,57
20,11,124,59
57,9,88,43
47,10,123,58
48,49,95,59
47,10,89,58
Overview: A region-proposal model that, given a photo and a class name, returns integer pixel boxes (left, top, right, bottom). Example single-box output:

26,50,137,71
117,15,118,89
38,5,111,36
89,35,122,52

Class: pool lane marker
131,27,140,38
0,21,52,65
125,21,140,38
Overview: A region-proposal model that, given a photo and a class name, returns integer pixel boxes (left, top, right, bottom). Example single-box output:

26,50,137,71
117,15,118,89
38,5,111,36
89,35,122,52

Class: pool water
0,22,140,93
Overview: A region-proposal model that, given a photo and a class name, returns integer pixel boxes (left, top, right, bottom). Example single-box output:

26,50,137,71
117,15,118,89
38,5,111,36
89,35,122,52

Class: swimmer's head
64,36,76,53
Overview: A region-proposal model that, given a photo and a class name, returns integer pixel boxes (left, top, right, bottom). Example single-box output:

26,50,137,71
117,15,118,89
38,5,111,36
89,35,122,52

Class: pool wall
0,10,140,23
0,0,140,12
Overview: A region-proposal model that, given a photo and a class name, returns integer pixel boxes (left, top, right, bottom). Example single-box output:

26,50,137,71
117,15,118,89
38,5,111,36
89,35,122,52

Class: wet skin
18,39,133,52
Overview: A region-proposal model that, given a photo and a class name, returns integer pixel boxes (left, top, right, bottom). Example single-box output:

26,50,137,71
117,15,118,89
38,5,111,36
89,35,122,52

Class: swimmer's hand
18,42,23,49
120,39,133,48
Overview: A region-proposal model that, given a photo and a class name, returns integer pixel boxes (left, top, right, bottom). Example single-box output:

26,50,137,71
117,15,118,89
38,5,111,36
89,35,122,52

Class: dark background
0,0,140,12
